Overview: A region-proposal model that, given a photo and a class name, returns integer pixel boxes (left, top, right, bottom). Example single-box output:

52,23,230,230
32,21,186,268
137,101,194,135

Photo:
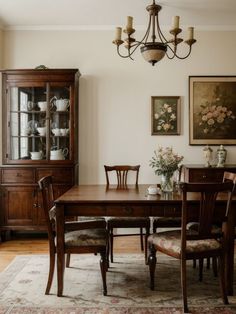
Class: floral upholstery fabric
64,228,107,247
187,222,222,234
148,230,222,255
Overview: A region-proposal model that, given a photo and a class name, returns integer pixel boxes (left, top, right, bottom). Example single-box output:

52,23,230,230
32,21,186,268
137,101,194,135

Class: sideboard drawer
2,169,34,183
36,168,73,184
182,165,236,183
188,169,220,182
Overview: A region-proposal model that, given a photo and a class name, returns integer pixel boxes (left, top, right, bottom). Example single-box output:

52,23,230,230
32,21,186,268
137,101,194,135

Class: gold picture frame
151,96,181,135
189,76,236,145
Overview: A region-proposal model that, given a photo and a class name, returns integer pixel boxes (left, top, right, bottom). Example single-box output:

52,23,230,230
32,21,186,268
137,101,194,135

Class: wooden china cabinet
0,69,80,236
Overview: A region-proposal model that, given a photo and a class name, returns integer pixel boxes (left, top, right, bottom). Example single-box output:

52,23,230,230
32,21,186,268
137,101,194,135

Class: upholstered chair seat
65,229,107,247
148,230,222,256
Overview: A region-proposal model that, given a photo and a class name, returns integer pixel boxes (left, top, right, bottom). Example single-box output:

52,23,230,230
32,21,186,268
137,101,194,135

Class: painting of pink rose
190,77,236,145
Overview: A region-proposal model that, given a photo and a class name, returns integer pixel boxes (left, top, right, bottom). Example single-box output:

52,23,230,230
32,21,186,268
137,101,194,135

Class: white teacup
52,128,60,136
60,128,69,136
38,101,47,111
30,151,43,160
55,99,69,111
37,127,46,136
147,185,160,195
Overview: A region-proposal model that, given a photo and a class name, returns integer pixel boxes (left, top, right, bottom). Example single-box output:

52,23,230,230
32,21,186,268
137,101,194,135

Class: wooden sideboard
182,164,236,183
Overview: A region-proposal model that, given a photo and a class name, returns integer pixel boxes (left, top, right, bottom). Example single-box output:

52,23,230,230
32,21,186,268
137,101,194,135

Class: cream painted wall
2,30,236,184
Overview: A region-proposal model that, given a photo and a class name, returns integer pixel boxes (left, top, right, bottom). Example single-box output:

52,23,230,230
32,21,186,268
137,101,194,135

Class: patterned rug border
0,254,236,314
1,306,236,314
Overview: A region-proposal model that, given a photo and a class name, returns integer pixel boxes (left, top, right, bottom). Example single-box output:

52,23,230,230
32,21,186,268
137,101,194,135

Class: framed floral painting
151,96,181,135
189,76,236,145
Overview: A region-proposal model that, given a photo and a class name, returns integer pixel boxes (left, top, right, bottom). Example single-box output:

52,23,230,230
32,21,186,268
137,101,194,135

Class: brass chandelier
112,0,196,66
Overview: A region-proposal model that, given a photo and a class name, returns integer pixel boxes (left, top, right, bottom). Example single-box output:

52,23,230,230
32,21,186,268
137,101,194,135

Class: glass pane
50,86,71,160
9,86,47,161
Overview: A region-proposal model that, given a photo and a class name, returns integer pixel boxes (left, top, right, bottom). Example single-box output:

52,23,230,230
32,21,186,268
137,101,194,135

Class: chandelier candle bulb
126,16,133,29
188,27,194,40
115,27,122,41
172,16,180,29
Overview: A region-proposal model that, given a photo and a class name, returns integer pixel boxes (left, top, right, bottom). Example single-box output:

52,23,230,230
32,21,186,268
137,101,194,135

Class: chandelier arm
165,45,192,60
156,15,168,44
117,42,142,60
143,15,152,45
174,45,193,60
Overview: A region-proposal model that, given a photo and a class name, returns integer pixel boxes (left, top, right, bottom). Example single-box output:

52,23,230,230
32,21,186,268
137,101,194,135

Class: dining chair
104,165,150,263
38,175,108,296
189,171,236,280
148,181,233,314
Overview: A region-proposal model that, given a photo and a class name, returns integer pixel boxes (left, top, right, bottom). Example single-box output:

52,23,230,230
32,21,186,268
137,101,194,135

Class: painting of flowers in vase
189,76,236,145
151,96,181,135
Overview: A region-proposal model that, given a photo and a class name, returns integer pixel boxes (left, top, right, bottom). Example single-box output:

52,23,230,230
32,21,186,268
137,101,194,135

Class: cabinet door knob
202,175,206,179
33,203,38,208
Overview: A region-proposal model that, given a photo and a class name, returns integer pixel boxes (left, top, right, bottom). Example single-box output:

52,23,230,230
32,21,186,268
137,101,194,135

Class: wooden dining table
54,184,236,297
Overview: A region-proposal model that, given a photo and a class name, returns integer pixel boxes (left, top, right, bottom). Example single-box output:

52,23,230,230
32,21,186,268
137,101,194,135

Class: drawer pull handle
123,206,133,214
202,175,206,179
33,203,38,208
16,173,22,177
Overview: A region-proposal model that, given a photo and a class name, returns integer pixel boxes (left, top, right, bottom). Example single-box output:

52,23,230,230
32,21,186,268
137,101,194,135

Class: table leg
224,202,235,295
56,204,65,297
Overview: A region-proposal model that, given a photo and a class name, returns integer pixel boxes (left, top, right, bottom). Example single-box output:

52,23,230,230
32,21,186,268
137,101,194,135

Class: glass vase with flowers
150,146,184,192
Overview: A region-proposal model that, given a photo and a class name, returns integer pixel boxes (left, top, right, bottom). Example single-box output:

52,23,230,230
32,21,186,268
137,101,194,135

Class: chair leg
213,257,218,277
181,258,188,314
145,226,150,265
206,257,210,269
148,244,156,290
106,235,110,269
199,258,203,281
140,227,144,251
110,228,114,263
218,255,229,305
66,254,71,268
100,251,107,296
193,258,196,268
45,252,55,295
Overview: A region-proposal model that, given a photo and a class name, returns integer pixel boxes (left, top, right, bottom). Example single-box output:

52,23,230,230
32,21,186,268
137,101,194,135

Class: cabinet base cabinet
0,166,76,235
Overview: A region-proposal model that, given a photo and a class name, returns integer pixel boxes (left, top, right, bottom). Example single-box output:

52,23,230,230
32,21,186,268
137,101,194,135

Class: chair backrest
38,176,55,243
104,165,140,188
180,182,233,246
223,171,236,185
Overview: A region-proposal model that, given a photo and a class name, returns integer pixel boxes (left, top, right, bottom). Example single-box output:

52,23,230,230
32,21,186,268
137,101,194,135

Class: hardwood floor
0,233,141,272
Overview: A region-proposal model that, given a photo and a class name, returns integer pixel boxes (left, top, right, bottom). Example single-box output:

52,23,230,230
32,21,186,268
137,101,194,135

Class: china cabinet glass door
8,82,72,162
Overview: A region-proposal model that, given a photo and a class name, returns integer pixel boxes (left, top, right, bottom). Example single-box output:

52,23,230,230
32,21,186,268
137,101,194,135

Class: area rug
0,253,235,314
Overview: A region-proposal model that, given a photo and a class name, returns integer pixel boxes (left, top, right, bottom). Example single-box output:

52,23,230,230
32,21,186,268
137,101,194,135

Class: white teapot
51,96,69,111
50,148,69,160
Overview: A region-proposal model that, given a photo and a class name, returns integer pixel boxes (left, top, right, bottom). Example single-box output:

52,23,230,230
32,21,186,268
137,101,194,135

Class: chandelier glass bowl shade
112,0,196,66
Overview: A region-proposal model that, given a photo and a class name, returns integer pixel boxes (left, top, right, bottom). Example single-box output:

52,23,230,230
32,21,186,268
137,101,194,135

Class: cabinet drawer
188,170,223,182
36,168,73,184
2,169,34,183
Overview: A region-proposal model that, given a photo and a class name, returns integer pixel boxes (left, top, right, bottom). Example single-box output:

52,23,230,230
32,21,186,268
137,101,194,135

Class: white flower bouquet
150,146,183,176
